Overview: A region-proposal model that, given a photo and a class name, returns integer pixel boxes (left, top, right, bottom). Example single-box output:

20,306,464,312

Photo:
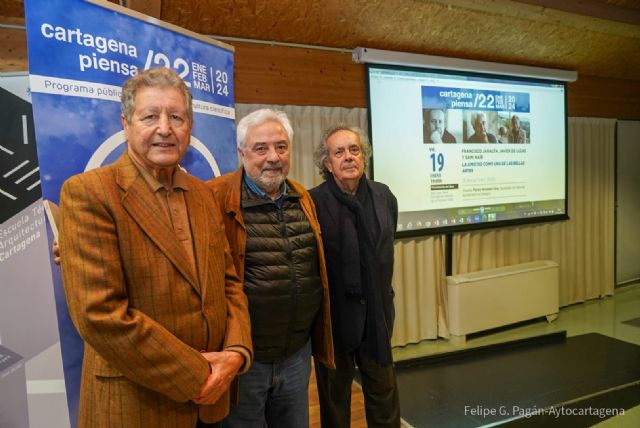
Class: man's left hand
191,350,243,405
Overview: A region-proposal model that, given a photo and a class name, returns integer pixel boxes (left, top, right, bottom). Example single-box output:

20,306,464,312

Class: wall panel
1,23,638,118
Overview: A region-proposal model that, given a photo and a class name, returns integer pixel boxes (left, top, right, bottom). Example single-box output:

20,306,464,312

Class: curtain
391,235,447,345
236,105,616,346
454,118,616,307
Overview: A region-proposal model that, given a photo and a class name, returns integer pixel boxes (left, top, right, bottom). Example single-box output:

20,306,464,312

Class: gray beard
251,171,285,195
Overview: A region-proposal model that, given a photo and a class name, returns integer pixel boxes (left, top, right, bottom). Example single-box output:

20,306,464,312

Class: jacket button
360,299,366,305
203,307,209,315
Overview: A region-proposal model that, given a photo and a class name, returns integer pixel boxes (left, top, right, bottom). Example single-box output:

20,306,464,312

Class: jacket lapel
117,154,200,294
185,183,209,299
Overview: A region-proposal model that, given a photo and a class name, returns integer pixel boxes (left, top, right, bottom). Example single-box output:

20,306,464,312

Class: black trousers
315,341,401,427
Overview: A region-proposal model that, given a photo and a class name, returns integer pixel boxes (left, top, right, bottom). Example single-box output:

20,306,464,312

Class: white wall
616,120,640,286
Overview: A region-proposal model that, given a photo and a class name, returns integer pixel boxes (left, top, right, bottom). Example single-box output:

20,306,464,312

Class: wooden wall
2,24,638,119
234,42,365,108
0,19,27,71
234,42,640,120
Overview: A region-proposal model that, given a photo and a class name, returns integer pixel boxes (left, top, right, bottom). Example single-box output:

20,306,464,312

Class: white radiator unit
446,260,559,343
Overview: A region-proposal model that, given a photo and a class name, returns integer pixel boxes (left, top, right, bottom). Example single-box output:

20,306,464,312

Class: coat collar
115,152,200,295
322,177,389,250
224,167,316,234
223,168,246,230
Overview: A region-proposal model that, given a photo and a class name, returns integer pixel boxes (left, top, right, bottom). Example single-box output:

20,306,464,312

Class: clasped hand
192,350,243,405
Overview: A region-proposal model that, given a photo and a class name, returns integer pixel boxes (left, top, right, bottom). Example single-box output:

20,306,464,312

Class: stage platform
395,332,640,427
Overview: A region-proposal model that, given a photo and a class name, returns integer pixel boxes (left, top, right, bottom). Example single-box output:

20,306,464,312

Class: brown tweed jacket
207,168,335,369
59,152,252,428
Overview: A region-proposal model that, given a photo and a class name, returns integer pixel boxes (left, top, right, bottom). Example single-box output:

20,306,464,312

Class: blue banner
422,86,530,113
24,1,238,425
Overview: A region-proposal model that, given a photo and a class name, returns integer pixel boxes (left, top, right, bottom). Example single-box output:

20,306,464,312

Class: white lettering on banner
40,22,139,77
0,206,44,262
192,100,235,119
78,53,138,76
40,23,137,57
30,75,122,102
29,75,235,119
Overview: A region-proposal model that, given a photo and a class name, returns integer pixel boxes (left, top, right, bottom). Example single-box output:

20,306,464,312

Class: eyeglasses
331,145,361,158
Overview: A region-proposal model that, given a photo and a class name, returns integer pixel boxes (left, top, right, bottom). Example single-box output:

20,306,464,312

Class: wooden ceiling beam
124,0,161,19
511,0,640,26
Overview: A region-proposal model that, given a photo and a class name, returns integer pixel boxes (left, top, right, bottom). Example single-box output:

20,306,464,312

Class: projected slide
368,65,567,235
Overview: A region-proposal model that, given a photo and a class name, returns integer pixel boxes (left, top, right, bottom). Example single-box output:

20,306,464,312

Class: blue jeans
223,340,311,428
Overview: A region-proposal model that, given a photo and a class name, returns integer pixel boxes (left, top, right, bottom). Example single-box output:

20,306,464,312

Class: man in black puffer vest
207,109,334,428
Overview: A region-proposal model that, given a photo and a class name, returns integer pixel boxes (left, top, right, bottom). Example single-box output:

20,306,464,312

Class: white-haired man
207,108,335,427
466,112,497,144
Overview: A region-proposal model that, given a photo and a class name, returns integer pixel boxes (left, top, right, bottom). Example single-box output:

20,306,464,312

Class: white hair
236,108,293,150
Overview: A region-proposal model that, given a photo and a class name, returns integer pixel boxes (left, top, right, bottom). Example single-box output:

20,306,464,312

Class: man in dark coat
310,125,400,427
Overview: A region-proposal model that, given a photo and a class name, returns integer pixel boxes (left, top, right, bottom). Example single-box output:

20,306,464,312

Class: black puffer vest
241,180,323,362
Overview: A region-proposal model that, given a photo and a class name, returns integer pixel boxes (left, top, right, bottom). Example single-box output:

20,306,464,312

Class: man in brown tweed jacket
58,67,252,428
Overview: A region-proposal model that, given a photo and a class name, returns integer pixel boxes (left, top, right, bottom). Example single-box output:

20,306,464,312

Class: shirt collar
130,157,190,193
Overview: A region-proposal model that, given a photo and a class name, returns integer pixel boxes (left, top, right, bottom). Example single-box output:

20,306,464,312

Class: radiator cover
446,260,559,341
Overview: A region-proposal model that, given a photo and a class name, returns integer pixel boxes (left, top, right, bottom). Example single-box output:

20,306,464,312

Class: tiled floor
391,282,640,427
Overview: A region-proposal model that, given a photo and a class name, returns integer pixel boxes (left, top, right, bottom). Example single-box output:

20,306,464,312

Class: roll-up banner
1,71,65,428
20,1,238,425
